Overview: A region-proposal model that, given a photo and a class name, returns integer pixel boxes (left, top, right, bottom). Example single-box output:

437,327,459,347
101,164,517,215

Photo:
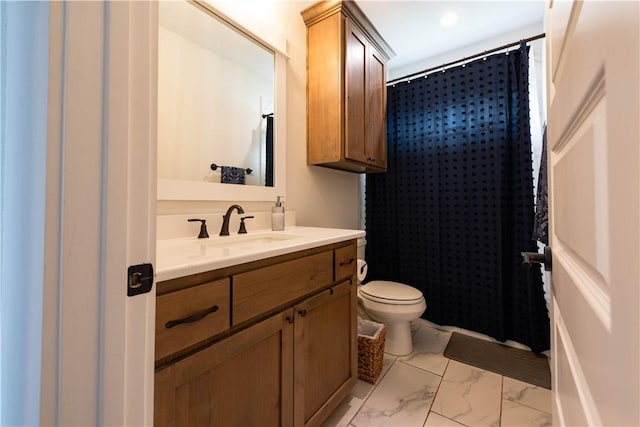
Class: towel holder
210,163,253,175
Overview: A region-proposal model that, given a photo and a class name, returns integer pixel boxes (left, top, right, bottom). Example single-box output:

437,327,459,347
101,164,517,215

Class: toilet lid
360,280,424,303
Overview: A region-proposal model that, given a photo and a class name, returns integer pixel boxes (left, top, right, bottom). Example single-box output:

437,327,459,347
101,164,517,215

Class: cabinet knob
285,315,294,324
298,309,307,317
367,157,376,162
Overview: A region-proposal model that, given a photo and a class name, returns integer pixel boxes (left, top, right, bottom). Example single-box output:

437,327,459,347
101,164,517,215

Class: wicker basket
357,319,387,384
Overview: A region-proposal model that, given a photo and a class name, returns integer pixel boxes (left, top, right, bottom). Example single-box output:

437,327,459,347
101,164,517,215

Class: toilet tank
357,237,366,260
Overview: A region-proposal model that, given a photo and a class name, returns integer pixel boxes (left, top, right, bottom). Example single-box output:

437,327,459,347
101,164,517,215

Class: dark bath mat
444,332,551,389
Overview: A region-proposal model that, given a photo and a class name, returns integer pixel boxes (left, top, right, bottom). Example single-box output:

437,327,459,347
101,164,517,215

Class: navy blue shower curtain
365,44,550,352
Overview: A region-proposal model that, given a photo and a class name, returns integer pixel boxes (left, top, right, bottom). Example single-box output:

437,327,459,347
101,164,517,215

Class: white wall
157,0,363,231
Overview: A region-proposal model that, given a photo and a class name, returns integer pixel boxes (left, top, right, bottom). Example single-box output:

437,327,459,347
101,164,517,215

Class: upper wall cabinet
302,0,395,174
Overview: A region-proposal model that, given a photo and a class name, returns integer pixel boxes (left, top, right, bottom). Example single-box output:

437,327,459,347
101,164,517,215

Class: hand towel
221,166,245,185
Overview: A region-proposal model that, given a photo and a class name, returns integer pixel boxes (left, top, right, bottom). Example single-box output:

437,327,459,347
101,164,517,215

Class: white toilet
357,264,426,356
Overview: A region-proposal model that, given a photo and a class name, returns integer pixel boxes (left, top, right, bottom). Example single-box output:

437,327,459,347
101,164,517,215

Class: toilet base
384,321,413,356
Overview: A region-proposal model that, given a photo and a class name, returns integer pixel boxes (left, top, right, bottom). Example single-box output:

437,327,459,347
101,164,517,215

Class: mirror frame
157,0,287,202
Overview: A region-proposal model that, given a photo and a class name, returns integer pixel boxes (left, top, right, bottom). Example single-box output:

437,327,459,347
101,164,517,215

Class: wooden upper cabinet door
367,48,387,168
345,18,368,164
306,12,342,165
345,18,388,169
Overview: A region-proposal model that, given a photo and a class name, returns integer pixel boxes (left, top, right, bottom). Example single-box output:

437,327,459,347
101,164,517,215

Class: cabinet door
345,18,388,170
367,47,387,169
345,19,368,164
155,310,294,427
293,281,357,427
306,11,343,165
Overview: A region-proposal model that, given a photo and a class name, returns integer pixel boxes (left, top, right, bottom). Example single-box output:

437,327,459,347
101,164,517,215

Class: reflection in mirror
158,0,275,187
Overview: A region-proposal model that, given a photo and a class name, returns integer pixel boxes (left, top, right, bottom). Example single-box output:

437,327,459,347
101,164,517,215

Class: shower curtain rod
387,33,545,85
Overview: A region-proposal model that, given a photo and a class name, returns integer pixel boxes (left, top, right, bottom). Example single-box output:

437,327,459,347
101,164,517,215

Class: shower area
365,40,550,353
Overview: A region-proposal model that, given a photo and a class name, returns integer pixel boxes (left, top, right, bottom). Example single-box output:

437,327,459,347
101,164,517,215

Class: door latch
128,263,154,296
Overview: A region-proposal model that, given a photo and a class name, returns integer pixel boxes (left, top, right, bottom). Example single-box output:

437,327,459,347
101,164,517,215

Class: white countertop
156,226,365,282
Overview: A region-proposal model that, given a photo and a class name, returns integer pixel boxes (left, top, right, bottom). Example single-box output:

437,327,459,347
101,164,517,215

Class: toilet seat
359,280,424,305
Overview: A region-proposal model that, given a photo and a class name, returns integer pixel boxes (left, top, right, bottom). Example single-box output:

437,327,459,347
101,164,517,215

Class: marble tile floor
323,321,551,427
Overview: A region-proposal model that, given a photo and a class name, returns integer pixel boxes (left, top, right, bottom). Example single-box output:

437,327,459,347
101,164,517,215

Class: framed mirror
157,0,287,201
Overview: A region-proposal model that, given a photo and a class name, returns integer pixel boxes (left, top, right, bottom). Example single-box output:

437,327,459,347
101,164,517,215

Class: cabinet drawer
233,251,333,325
156,278,230,361
334,243,356,282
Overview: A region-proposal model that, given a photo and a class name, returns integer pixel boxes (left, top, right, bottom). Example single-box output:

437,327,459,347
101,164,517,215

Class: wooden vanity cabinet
155,310,294,427
302,0,394,173
154,241,358,427
294,280,356,427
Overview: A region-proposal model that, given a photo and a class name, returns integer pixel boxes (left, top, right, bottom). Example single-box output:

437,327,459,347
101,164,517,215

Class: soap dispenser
271,196,285,231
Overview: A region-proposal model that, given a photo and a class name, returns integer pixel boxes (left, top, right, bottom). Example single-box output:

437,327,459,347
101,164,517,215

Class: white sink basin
203,233,302,250
159,232,304,262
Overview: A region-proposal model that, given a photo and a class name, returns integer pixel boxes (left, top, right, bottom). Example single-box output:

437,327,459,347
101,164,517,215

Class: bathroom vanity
154,227,364,427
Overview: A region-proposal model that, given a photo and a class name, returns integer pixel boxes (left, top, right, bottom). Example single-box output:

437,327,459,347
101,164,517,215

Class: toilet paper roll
357,259,368,282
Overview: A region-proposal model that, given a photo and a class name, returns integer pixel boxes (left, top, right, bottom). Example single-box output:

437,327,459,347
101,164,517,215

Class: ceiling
356,1,545,72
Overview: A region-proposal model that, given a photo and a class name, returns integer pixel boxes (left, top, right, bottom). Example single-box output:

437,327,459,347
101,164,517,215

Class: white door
546,1,639,425
38,2,158,426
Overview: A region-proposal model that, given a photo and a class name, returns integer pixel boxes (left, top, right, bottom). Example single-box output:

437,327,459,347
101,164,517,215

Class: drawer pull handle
165,305,219,329
339,258,355,266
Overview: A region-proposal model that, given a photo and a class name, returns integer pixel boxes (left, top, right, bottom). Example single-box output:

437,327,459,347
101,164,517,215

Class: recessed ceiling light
440,11,458,27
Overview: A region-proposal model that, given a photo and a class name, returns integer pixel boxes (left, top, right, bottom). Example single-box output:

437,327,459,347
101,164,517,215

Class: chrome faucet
219,204,245,236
